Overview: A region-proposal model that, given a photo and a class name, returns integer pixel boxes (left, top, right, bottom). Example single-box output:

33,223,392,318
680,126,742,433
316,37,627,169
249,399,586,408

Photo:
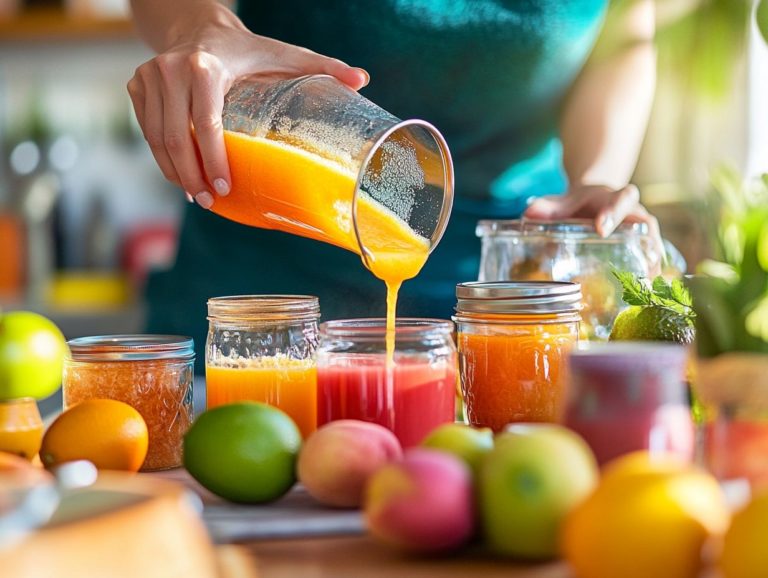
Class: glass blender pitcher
212,74,454,276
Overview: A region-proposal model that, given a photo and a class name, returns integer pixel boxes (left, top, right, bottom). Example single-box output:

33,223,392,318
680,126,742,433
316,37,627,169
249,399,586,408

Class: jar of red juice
316,319,456,448
453,281,581,432
564,342,694,465
63,335,194,471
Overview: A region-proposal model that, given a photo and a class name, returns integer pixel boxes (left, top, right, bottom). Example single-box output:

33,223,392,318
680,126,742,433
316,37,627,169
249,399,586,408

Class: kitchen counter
151,469,722,578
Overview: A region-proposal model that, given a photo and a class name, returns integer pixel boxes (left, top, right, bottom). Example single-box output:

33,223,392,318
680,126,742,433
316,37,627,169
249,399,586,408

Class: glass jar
0,398,43,460
316,319,456,448
63,335,194,471
696,353,768,490
476,219,658,339
205,295,320,439
564,342,694,466
453,281,581,432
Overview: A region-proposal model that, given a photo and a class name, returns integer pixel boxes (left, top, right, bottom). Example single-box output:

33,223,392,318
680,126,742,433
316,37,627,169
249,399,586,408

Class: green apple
421,423,493,475
478,423,598,559
758,0,768,44
0,311,68,401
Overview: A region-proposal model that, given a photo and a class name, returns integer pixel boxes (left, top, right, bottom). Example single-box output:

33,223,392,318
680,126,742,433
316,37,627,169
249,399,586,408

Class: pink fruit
297,420,402,508
364,448,475,553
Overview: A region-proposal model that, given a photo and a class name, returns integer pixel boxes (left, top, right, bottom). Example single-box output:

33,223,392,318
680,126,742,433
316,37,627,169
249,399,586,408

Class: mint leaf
613,269,696,320
652,276,673,300
671,279,693,308
611,268,655,307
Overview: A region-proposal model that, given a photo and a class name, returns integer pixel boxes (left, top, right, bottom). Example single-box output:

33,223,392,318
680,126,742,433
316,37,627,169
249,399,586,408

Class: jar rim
569,341,687,363
320,318,453,338
455,281,582,315
476,218,648,239
207,295,320,322
67,334,195,362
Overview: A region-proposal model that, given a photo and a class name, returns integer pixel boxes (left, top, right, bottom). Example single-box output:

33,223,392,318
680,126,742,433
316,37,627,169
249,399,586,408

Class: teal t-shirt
146,0,607,367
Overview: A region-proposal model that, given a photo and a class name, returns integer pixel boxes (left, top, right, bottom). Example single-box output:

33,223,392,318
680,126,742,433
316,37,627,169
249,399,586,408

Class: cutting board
150,469,365,543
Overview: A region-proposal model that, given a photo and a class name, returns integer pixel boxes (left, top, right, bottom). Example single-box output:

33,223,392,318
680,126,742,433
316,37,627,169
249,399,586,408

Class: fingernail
213,178,230,196
195,191,214,209
184,191,194,203
355,68,370,87
600,215,615,237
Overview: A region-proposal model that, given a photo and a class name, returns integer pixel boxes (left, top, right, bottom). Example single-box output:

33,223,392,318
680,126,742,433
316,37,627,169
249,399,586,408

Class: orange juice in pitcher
211,75,454,341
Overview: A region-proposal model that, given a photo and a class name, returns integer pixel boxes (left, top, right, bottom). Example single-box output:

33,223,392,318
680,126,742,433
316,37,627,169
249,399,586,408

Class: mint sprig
611,269,696,320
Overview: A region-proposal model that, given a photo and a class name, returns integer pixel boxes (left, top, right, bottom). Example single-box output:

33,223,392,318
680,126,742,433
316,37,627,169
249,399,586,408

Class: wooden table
153,469,721,578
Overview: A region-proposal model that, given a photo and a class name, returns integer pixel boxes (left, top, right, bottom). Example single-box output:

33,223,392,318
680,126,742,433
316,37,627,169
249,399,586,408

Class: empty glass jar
476,219,658,339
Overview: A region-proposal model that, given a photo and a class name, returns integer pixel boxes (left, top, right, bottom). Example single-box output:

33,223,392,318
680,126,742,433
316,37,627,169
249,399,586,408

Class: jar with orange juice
63,335,195,471
453,281,581,432
0,398,43,460
205,295,320,439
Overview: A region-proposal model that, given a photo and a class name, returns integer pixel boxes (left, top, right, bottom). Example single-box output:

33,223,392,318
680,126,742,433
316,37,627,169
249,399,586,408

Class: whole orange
562,451,730,578
720,492,768,578
40,399,148,471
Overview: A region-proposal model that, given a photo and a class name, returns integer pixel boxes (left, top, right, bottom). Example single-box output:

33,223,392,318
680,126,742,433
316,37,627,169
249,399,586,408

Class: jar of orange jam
453,281,581,432
63,335,195,471
205,295,320,439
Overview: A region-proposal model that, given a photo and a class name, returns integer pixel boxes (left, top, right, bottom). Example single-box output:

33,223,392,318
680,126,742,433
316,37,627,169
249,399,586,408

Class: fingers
594,184,640,237
156,54,216,205
130,64,182,187
523,195,583,220
189,52,232,197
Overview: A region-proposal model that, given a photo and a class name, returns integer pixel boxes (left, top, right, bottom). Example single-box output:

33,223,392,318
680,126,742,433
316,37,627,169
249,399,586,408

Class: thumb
523,195,580,220
287,48,369,90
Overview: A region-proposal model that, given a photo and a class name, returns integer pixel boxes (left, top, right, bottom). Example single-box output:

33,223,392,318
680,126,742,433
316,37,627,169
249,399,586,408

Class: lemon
562,451,730,578
720,492,768,578
183,402,301,503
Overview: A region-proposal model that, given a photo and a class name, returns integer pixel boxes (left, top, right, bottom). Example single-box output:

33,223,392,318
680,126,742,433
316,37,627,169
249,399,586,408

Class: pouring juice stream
213,130,431,356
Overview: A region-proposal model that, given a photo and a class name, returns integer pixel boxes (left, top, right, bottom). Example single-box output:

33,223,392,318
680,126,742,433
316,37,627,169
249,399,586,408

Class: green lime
183,402,301,503
421,423,494,475
610,305,694,345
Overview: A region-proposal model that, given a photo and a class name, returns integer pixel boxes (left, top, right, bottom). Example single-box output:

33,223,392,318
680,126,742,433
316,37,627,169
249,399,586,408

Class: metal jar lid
455,281,582,315
67,335,195,362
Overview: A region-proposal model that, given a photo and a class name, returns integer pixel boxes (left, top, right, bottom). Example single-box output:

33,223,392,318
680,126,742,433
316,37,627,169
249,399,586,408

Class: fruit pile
179,402,767,578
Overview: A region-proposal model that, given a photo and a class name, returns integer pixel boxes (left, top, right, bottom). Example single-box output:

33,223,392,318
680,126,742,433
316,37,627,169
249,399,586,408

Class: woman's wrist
164,1,247,51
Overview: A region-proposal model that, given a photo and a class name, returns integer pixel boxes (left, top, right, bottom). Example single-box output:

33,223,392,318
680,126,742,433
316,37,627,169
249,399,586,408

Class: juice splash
216,131,431,355
206,358,317,439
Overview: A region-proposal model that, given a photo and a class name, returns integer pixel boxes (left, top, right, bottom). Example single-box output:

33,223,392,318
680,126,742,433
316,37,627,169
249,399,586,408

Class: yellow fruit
562,452,730,578
183,402,301,503
40,399,148,471
720,492,768,578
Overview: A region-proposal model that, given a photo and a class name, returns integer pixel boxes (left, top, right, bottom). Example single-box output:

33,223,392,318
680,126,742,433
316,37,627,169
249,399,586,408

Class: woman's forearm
561,0,656,190
130,0,244,53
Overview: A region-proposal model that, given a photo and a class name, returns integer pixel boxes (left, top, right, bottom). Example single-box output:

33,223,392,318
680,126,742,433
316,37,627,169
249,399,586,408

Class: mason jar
205,295,320,438
476,219,657,339
63,335,195,471
316,319,456,448
453,281,581,432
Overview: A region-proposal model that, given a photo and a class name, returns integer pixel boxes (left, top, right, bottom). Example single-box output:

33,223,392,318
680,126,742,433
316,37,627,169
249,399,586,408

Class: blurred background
0,0,766,339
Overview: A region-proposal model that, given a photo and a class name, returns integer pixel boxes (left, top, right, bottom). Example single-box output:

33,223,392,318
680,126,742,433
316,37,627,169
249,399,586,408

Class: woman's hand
127,3,368,208
523,184,664,272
